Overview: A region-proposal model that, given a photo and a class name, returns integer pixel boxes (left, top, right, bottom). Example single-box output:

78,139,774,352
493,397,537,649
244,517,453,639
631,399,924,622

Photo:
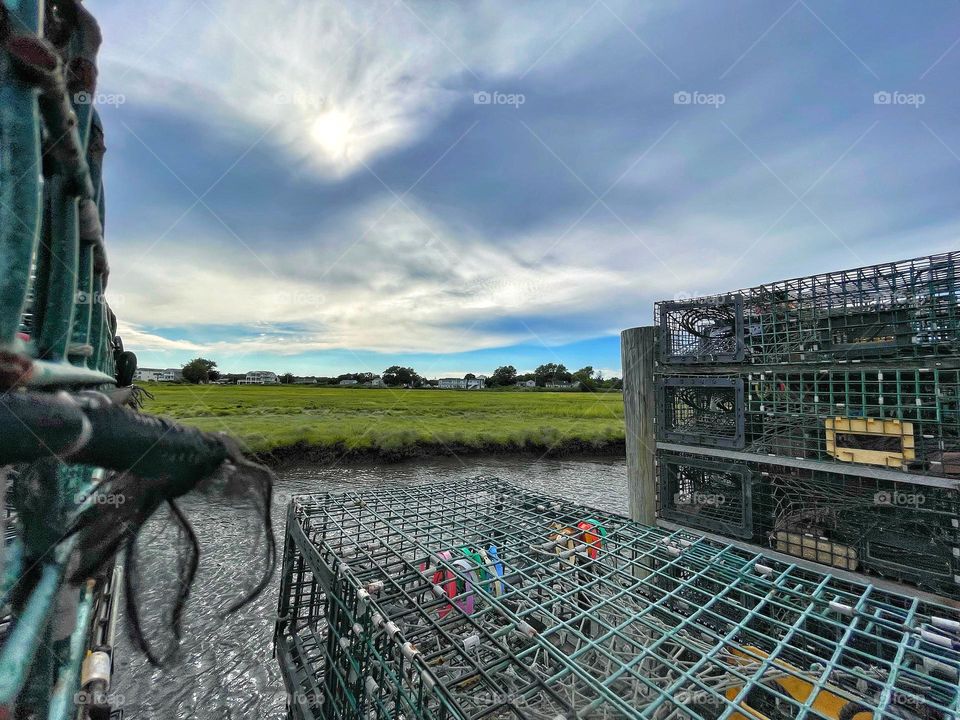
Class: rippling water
112,457,628,719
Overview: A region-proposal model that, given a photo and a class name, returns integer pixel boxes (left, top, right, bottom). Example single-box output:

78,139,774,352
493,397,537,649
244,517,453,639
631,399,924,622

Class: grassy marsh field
142,384,626,462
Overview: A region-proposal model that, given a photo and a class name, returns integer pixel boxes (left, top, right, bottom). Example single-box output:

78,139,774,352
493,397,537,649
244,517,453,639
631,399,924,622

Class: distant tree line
177,358,621,390
487,364,621,391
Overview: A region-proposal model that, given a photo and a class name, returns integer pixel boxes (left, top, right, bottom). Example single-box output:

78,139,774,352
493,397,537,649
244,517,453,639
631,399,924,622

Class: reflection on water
112,456,628,719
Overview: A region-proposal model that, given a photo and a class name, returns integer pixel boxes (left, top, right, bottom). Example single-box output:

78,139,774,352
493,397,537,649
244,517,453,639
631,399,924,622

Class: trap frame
657,452,960,599
655,252,960,366
656,377,744,449
275,479,960,720
655,368,960,478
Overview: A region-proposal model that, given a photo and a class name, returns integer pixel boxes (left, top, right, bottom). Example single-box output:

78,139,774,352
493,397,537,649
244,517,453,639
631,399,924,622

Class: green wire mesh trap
657,368,960,478
655,252,960,366
274,479,960,720
657,452,960,598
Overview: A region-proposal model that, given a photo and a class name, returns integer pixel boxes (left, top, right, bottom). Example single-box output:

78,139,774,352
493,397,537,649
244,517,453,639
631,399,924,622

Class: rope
1,388,277,667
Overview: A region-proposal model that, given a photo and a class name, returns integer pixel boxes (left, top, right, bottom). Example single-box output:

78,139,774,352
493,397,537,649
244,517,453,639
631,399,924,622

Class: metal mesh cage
654,252,960,365
657,377,745,449
657,368,960,478
658,296,745,364
658,454,753,539
275,479,960,720
657,452,960,599
748,367,960,476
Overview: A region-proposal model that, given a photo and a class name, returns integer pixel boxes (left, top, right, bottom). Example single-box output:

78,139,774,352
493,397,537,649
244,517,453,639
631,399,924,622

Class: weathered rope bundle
2,388,277,666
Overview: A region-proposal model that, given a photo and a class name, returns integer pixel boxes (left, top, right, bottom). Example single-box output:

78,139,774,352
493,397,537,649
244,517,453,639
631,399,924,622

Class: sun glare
310,110,352,159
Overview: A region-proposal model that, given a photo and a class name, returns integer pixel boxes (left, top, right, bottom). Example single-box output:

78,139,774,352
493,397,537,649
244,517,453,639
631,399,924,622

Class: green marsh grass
141,384,626,456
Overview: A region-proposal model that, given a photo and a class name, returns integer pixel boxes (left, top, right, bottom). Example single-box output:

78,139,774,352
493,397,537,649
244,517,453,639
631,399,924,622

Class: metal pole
621,326,657,525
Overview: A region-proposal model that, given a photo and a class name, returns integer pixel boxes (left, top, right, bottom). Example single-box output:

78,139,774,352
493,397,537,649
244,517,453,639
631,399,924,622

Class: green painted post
36,177,79,360
0,0,43,347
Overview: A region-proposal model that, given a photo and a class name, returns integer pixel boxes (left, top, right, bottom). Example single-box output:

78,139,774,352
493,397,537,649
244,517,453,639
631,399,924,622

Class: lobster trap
275,479,960,720
657,369,960,477
656,377,744,449
657,295,745,364
658,454,753,539
656,452,960,598
655,252,960,365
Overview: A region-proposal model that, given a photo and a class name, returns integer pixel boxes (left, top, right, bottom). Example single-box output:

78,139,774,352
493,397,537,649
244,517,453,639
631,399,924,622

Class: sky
92,0,960,378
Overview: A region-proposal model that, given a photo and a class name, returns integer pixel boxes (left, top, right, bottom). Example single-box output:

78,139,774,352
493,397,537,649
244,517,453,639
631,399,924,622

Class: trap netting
657,452,960,598
274,478,960,720
655,251,960,365
656,369,960,478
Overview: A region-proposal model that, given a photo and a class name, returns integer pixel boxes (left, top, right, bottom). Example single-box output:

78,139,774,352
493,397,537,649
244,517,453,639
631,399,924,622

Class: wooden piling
621,326,657,525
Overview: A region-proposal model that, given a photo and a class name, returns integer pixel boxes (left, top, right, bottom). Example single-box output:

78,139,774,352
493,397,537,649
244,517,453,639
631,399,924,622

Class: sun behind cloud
310,109,353,163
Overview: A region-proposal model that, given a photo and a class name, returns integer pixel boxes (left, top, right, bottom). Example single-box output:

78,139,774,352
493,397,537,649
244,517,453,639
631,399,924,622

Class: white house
339,378,358,386
438,377,486,390
515,379,536,387
238,370,279,385
134,368,182,382
134,368,163,382
368,377,384,387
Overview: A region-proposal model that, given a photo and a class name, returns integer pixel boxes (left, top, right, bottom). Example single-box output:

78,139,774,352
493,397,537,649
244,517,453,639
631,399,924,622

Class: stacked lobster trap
274,479,960,720
655,251,960,599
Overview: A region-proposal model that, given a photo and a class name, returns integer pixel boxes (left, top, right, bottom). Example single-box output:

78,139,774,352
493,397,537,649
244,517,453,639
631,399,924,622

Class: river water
112,456,628,719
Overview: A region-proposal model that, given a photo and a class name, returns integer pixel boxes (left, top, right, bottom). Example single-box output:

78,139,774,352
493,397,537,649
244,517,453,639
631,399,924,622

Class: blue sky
93,0,960,377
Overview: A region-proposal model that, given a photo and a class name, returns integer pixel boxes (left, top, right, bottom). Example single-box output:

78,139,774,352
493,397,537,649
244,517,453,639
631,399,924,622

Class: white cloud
116,322,207,353
97,0,635,176
109,196,662,355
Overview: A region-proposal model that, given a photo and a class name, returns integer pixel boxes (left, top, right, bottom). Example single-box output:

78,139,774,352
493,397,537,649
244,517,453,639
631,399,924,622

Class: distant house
438,377,486,390
339,378,358,386
515,379,536,387
545,380,580,389
238,370,279,385
134,367,182,382
368,377,384,387
293,376,317,384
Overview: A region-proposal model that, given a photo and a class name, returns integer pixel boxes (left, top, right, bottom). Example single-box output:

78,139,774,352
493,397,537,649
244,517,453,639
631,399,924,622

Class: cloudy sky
94,1,960,377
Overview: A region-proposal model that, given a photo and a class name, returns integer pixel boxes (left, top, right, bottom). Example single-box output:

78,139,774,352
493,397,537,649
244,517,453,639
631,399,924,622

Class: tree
280,372,295,384
182,357,217,384
490,365,517,387
534,363,570,386
464,373,476,380
572,366,594,383
383,366,420,387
